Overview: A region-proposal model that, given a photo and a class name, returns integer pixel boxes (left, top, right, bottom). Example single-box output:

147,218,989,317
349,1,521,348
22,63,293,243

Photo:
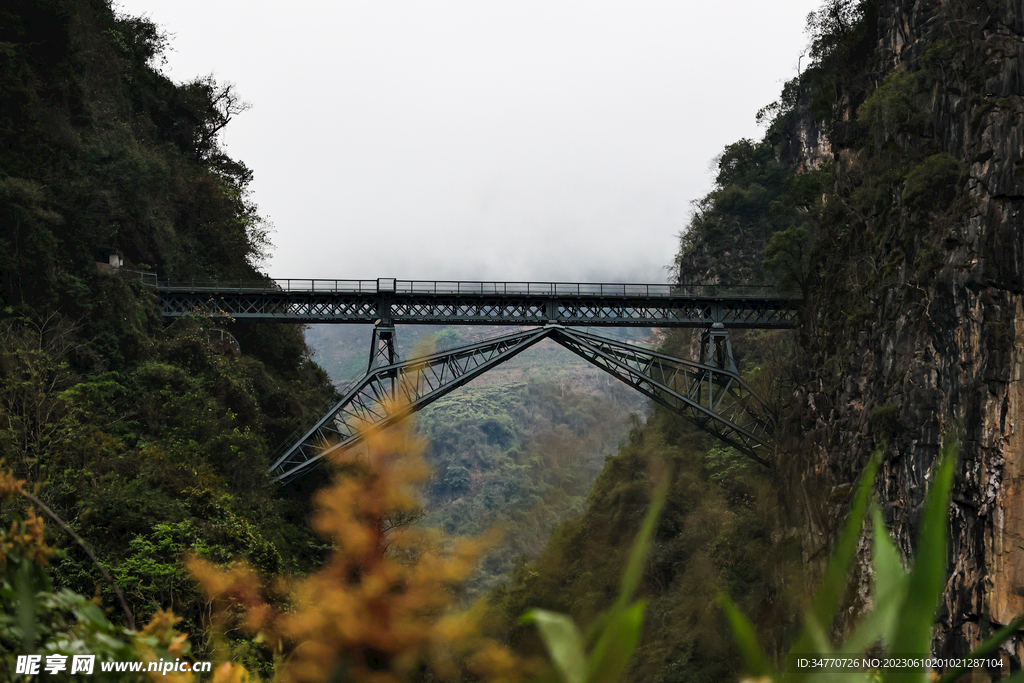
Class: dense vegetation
418,378,640,601
305,324,650,601
481,330,798,683
0,0,337,670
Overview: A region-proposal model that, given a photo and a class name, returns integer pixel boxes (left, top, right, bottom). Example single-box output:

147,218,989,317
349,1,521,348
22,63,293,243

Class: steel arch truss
549,329,774,465
269,327,553,485
270,325,776,485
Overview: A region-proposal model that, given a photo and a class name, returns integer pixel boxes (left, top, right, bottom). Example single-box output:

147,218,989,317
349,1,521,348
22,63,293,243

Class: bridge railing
129,271,796,299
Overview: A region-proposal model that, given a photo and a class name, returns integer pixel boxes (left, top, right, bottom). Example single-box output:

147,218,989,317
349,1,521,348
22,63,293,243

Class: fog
115,0,823,283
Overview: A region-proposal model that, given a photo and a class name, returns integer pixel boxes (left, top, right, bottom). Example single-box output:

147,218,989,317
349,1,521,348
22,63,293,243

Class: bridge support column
269,324,775,485
368,280,398,372
368,323,398,372
700,322,737,374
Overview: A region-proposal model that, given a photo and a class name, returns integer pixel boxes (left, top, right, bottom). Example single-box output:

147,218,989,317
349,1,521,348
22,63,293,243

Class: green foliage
763,226,815,297
0,0,269,317
417,378,640,600
901,154,963,211
0,1,337,664
858,68,929,141
704,445,758,495
674,139,802,285
798,0,878,132
521,477,669,683
722,438,1022,683
806,0,868,64
486,400,794,683
869,404,901,440
114,521,210,627
482,323,797,683
0,491,193,682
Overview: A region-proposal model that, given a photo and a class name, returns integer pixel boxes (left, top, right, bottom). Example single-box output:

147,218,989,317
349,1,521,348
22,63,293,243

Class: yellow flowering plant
189,400,529,683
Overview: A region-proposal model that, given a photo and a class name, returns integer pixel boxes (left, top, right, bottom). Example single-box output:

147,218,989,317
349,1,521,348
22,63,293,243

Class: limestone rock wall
789,0,1024,667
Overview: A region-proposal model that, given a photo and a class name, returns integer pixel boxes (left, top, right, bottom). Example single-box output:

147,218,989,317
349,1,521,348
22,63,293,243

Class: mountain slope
0,2,336,666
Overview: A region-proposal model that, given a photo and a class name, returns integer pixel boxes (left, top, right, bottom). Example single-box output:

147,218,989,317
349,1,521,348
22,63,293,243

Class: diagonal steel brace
269,324,775,486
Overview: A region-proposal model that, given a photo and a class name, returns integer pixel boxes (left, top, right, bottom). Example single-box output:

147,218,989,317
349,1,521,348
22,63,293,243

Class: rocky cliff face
788,0,1024,667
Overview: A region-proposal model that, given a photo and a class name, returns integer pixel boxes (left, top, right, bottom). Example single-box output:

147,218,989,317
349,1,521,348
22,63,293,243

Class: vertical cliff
482,0,1024,676
786,0,1024,665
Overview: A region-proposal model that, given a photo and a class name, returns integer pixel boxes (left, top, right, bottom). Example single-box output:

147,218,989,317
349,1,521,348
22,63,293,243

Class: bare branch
21,489,136,630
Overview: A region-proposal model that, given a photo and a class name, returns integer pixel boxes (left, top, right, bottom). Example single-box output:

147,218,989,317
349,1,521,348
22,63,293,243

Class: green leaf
884,436,958,683
74,601,110,629
587,600,647,683
719,593,771,676
870,507,906,609
788,447,881,676
522,473,668,683
616,475,670,611
14,561,38,650
843,507,910,653
936,613,1024,683
521,609,588,683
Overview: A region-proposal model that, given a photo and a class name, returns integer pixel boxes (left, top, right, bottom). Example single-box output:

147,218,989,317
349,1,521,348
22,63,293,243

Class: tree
763,225,815,298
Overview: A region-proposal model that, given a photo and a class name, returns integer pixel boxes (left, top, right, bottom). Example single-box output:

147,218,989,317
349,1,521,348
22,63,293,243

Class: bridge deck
145,276,801,328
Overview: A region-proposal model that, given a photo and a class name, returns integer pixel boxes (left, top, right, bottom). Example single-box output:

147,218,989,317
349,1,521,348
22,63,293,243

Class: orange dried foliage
0,471,52,569
212,662,254,683
0,468,202,679
134,609,196,683
190,399,528,683
0,470,24,500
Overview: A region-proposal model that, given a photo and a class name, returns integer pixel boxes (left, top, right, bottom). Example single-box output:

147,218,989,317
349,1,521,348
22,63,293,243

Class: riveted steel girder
153,281,799,328
269,325,775,485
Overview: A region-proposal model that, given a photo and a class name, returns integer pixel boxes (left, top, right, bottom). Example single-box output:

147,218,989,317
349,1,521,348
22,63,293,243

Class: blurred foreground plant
189,401,529,683
0,471,201,682
519,476,669,683
721,436,1024,683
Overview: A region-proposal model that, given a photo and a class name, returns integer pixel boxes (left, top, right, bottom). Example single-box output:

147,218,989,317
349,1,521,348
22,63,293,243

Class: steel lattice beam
152,279,800,329
269,325,776,485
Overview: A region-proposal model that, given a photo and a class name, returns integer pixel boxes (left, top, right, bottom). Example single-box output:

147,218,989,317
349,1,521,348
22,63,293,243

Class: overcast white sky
114,0,821,283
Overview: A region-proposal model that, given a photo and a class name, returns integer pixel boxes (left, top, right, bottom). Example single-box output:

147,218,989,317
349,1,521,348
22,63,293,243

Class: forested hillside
773,0,1024,661
305,323,648,600
0,0,337,672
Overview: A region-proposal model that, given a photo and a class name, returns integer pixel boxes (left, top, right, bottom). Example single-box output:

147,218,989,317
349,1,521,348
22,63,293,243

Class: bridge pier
368,278,399,372
700,322,737,374
368,324,398,372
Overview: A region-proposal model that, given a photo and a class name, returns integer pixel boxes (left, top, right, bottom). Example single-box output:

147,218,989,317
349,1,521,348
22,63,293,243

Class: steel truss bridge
144,276,801,485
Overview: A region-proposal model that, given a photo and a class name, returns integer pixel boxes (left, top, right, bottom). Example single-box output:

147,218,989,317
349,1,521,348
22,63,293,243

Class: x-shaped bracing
269,325,774,486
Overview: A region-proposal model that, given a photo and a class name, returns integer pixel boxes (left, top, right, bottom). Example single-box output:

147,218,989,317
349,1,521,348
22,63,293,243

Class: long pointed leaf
787,448,881,677
719,593,772,676
871,507,906,608
936,611,1024,683
15,561,38,650
884,437,958,683
842,508,910,653
521,609,588,683
587,600,647,683
616,476,670,612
